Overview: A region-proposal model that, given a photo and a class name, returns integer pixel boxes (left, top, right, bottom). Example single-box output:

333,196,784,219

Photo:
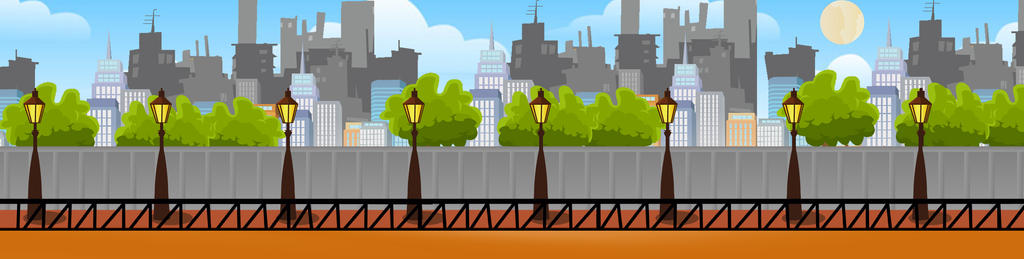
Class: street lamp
782,89,804,221
908,88,932,221
529,89,551,221
149,88,173,221
23,89,45,222
276,89,299,221
655,88,678,216
403,88,425,220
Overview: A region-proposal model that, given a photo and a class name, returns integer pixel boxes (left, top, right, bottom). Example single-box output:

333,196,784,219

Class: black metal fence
3,199,1024,230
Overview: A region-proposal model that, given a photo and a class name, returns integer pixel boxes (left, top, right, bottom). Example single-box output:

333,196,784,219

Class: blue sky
0,0,1019,117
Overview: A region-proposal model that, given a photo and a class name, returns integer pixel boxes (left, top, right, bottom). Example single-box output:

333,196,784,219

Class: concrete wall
0,147,1022,206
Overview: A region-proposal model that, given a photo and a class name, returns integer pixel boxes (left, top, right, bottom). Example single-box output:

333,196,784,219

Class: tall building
181,36,234,102
757,118,786,147
238,0,258,44
621,0,639,35
343,122,361,147
87,98,120,147
509,8,573,92
905,5,971,86
960,23,1014,96
315,101,342,147
564,27,617,95
726,113,756,147
467,89,503,147
0,50,38,94
901,76,931,101
370,80,406,121
231,42,278,103
341,1,374,68
93,35,127,104
0,89,24,146
358,121,389,147
865,86,900,147
280,110,313,147
697,91,725,147
235,78,259,103
669,100,696,147
1016,0,1024,67
289,48,319,113
764,39,818,82
475,25,510,92
125,14,191,98
617,69,644,93
766,77,803,117
121,88,152,113
670,64,702,104
873,23,907,88
503,79,534,104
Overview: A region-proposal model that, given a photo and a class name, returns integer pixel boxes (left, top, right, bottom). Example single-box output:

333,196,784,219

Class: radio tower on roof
924,0,939,20
144,9,159,32
527,0,541,24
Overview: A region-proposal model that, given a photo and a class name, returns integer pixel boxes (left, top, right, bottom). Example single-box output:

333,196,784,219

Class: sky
0,0,1019,117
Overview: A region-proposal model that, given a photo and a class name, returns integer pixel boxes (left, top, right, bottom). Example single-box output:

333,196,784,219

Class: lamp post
276,89,299,220
908,88,932,221
654,89,678,216
403,88,425,220
782,89,805,221
23,89,45,222
529,89,552,221
149,88,172,220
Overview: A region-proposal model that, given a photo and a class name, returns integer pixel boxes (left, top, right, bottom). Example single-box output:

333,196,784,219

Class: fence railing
3,199,1024,230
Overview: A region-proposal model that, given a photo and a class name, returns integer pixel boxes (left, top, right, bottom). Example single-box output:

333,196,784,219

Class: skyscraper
280,110,313,147
290,47,319,113
671,100,696,147
238,0,258,44
563,27,616,95
960,23,1014,96
905,4,971,86
88,98,120,147
765,38,816,119
0,50,38,94
0,89,24,146
726,113,757,147
697,91,725,147
767,77,803,117
757,118,786,147
181,36,234,103
235,79,259,103
370,80,406,121
509,7,573,92
93,34,127,104
341,1,374,68
475,25,510,93
669,60,701,148
865,86,901,147
121,88,152,113
468,89,503,147
872,23,907,88
901,76,931,101
621,0,639,35
503,79,534,104
125,12,191,98
315,101,342,147
617,69,644,93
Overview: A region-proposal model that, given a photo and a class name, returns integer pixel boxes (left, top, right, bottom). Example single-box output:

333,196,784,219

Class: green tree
776,70,878,146
116,95,212,146
895,83,990,146
587,88,663,146
0,83,98,146
984,85,1024,146
206,97,284,146
498,85,593,146
380,73,481,146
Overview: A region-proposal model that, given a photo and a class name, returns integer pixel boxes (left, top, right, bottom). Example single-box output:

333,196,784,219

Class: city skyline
1,0,1020,118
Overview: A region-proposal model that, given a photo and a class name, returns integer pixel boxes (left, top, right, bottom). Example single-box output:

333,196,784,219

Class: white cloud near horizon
995,22,1017,63
826,54,872,87
0,0,90,41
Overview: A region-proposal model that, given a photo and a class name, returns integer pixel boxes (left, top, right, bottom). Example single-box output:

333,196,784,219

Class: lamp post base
23,211,67,225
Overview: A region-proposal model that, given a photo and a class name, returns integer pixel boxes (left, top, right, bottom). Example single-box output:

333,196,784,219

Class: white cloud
0,0,90,41
308,22,342,38
995,22,1017,63
368,0,506,86
826,54,872,87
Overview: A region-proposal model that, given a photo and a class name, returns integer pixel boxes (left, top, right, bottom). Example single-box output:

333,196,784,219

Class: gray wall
1,147,1022,204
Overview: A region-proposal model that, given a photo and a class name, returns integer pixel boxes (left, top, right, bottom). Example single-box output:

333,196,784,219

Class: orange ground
0,231,1021,258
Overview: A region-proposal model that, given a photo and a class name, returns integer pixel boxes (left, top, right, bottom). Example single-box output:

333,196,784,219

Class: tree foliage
0,83,98,146
498,85,595,146
776,70,878,146
895,83,990,146
380,73,481,146
205,97,284,146
984,85,1024,146
586,88,663,146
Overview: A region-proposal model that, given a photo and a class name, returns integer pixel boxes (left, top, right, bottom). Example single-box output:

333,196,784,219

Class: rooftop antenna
14,49,17,59
300,41,306,74
106,32,112,59
144,9,159,33
489,23,495,50
923,1,940,20
886,21,892,47
795,36,798,46
527,0,542,24
682,34,688,64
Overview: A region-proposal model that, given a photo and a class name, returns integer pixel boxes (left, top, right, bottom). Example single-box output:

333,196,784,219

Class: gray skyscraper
509,5,573,93
342,1,374,68
905,4,971,86
0,50,38,94
126,12,191,98
182,36,234,102
564,27,615,94
621,0,639,35
960,24,1014,96
725,0,757,60
238,0,257,44
765,38,816,118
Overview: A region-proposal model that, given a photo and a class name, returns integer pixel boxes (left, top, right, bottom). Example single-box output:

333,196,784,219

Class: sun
820,0,865,45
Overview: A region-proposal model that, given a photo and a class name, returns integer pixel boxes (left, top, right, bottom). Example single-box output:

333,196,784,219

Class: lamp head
275,89,298,124
403,88,425,124
529,89,551,124
149,88,172,124
23,88,45,124
655,88,678,124
782,88,804,124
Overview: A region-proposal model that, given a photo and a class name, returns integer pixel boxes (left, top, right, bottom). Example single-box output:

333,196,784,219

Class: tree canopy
380,73,481,146
498,85,595,146
984,85,1024,146
117,96,280,146
895,83,990,146
586,88,663,146
0,83,98,146
205,97,283,146
776,70,878,146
